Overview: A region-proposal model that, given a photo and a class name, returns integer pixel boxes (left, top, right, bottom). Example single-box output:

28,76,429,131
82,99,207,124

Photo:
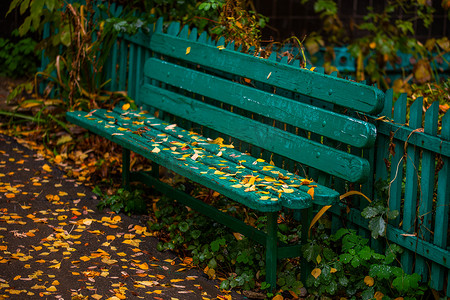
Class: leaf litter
0,134,242,299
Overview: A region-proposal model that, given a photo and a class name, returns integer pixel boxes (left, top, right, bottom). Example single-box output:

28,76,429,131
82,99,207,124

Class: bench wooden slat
104,107,338,207
148,32,385,114
66,110,342,210
139,83,371,183
143,58,377,148
112,107,340,206
67,111,284,212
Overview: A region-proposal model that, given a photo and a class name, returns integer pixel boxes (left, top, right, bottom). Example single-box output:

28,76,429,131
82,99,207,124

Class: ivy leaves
361,203,399,239
303,229,425,298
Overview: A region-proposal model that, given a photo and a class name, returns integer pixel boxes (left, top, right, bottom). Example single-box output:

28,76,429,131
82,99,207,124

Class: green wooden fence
42,2,450,296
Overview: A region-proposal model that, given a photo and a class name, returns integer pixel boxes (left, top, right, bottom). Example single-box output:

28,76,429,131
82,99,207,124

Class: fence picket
415,101,439,280
109,40,119,91
118,39,128,92
430,111,450,294
389,93,407,227
127,43,137,99
402,97,422,273
374,89,394,183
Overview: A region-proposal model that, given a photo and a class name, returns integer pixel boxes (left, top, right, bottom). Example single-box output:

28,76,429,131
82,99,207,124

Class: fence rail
42,2,450,296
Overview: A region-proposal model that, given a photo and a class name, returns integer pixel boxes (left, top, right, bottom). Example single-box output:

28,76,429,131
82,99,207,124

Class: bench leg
122,148,130,189
300,206,313,281
266,211,278,291
151,161,160,179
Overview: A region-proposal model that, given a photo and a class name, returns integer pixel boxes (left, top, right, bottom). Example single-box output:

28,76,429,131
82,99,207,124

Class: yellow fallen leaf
311,267,321,279
248,176,257,186
122,103,130,110
137,262,149,270
101,257,118,265
42,164,52,172
79,256,91,262
31,284,46,289
233,232,244,240
374,291,384,300
204,266,216,279
46,285,57,292
49,262,61,269
272,295,283,300
364,275,374,287
91,294,103,300
54,155,62,164
300,179,313,185
137,280,158,287
185,47,191,55
262,166,275,171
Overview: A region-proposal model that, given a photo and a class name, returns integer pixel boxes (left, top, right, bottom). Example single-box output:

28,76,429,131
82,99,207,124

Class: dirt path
0,133,244,299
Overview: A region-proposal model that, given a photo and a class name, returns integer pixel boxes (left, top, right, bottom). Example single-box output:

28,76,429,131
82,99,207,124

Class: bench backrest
138,20,385,184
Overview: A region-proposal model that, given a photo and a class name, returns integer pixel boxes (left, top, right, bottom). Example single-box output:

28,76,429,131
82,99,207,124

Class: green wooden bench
66,19,384,289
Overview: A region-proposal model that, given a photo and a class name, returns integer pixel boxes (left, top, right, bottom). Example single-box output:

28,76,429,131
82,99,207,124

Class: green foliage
4,0,129,158
0,31,40,78
108,0,268,51
211,0,268,50
148,195,302,293
302,0,449,88
96,187,147,215
7,0,123,110
361,202,399,239
303,228,426,299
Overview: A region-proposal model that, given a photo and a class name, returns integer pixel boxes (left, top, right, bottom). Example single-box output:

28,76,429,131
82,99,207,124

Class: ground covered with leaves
0,133,243,299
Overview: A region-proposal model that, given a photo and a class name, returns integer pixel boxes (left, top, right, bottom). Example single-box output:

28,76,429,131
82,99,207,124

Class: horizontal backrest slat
139,83,371,183
143,58,377,148
148,32,385,114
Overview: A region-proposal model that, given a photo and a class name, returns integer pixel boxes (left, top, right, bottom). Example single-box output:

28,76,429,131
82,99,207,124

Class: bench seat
67,108,340,212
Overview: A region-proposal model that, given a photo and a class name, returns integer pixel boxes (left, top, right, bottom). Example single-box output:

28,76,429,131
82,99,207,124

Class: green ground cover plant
140,179,428,298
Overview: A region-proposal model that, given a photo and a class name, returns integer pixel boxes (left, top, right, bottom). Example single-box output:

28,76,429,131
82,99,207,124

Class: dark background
254,0,449,41
1,0,449,41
